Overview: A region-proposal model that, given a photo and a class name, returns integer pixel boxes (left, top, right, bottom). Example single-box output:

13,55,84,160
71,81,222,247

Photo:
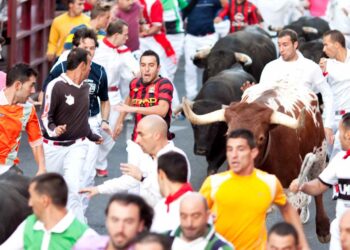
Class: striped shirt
129,77,173,141
218,0,263,33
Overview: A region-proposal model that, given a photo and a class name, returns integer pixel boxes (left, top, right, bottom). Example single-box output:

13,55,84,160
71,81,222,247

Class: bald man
80,115,190,206
168,193,233,250
340,210,350,250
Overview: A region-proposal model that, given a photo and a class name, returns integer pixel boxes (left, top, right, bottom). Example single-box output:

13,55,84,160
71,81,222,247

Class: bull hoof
317,234,331,244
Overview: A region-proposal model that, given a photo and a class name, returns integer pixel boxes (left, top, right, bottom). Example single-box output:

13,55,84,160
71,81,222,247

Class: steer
182,82,330,243
190,65,255,175
0,171,31,244
193,27,276,83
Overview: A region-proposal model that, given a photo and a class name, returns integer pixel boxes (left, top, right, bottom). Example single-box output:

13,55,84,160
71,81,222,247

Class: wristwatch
101,119,109,126
140,172,148,182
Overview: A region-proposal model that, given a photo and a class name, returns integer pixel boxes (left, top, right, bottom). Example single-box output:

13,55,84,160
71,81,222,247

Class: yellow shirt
47,12,90,56
200,169,287,250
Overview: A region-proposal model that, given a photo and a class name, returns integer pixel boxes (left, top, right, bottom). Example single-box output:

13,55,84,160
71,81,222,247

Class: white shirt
151,190,192,233
319,151,350,218
93,40,139,105
324,49,350,112
259,51,335,128
97,140,191,206
326,0,350,34
0,212,97,250
172,236,208,250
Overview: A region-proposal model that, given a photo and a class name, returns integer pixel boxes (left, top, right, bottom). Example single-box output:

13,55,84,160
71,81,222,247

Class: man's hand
113,123,124,140
319,57,327,73
116,103,135,113
35,168,46,176
214,16,223,23
289,178,301,193
95,136,104,145
47,54,56,62
79,186,99,198
240,81,256,92
324,128,334,145
55,124,67,136
120,163,142,181
101,122,113,137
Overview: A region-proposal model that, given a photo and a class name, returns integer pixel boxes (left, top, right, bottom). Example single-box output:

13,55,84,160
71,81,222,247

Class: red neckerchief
164,183,193,212
103,37,117,49
343,150,350,159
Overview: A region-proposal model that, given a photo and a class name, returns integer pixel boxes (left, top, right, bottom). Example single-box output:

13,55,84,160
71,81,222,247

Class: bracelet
101,119,109,125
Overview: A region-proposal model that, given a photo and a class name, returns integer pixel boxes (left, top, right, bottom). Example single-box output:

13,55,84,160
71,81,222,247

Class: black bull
194,28,277,83
191,66,255,175
0,172,31,244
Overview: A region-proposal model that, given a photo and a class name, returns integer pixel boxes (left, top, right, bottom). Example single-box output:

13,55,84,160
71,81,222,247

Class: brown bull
182,83,330,243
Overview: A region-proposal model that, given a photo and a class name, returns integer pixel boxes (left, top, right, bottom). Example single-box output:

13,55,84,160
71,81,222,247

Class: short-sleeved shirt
0,91,43,166
319,151,350,218
42,61,109,117
129,77,173,141
200,169,287,250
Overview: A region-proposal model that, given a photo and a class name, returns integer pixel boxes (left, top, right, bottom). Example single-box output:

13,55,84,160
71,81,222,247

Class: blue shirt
43,61,109,117
186,0,221,36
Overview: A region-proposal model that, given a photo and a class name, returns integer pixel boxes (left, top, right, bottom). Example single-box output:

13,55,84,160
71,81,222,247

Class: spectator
340,209,350,250
47,0,90,61
93,19,139,177
0,173,97,249
267,222,300,250
80,115,190,207
183,0,221,100
289,112,350,250
41,27,110,214
201,129,309,249
64,3,111,50
111,0,143,52
0,64,45,175
73,193,154,250
168,192,234,250
215,0,263,33
319,30,350,159
41,48,103,222
151,151,193,232
133,233,172,250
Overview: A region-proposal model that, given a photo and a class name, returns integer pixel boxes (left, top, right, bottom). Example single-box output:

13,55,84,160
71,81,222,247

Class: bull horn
270,108,306,129
182,97,226,125
192,46,213,60
234,52,252,66
302,26,318,34
268,25,283,32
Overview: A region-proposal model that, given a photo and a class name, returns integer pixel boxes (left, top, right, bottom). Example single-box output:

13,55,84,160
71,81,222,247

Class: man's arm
116,99,170,118
100,100,112,136
113,96,131,139
46,19,59,61
289,178,329,196
278,201,310,250
31,145,46,175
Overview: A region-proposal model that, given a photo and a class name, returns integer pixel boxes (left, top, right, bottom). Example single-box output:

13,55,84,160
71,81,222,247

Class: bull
182,82,330,243
189,65,255,175
0,171,31,244
193,27,276,83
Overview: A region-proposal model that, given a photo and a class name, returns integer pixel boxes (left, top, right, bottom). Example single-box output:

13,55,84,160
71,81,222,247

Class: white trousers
214,20,230,38
140,36,180,109
184,33,218,100
44,139,88,223
330,217,341,250
328,114,344,160
96,104,120,171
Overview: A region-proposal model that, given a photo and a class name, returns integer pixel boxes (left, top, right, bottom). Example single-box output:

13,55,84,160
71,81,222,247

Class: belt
191,32,214,37
43,137,85,147
108,86,119,92
335,110,350,116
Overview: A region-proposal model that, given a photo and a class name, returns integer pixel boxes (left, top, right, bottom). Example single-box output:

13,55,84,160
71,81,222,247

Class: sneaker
96,169,108,177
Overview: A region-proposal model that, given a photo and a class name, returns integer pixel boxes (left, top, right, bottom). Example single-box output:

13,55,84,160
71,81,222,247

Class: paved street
17,59,335,249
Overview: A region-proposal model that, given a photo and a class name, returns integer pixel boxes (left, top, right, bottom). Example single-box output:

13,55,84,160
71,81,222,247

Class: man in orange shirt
200,129,308,250
0,64,45,175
